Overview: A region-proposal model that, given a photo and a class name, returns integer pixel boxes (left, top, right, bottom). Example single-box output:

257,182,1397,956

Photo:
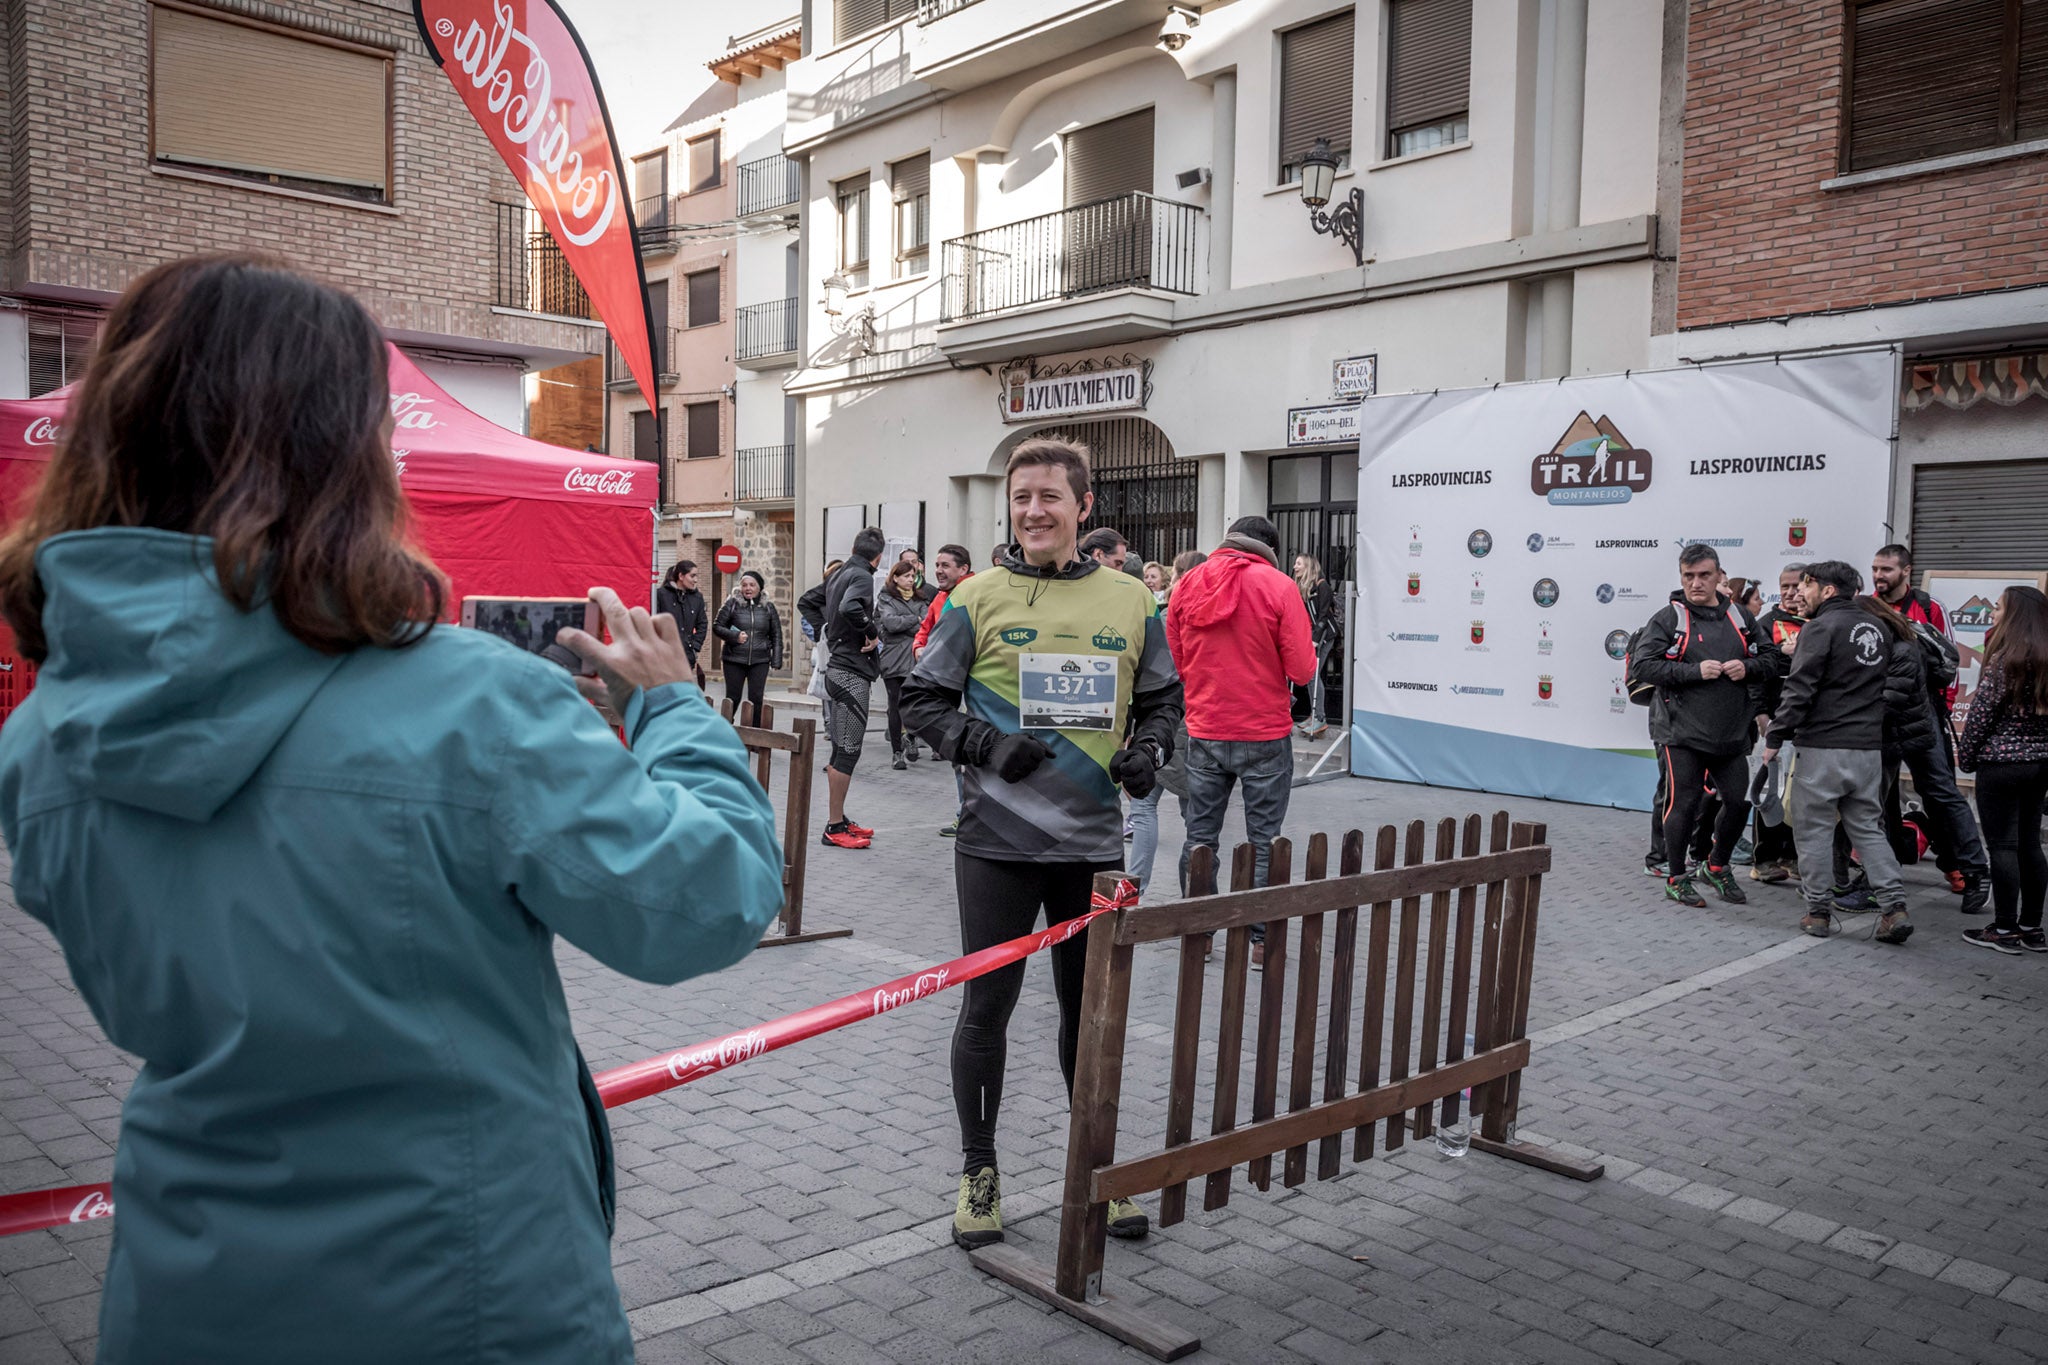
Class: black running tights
1662,746,1750,878
952,853,1112,1175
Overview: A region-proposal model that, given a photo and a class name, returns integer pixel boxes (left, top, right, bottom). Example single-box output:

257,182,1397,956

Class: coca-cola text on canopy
563,466,636,496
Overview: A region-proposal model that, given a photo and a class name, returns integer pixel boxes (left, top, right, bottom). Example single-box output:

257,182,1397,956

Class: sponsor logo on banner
1392,469,1493,489
1952,596,1995,628
564,466,637,495
1788,519,1808,548
1469,572,1486,605
1408,524,1423,557
1595,538,1660,550
1467,621,1487,650
1537,620,1555,656
1000,627,1038,646
1609,678,1628,713
1451,684,1505,696
1604,629,1631,660
873,970,950,1014
1406,573,1422,598
1387,680,1439,692
1533,578,1561,607
1531,414,1653,505
23,416,60,446
1537,675,1556,703
664,1029,769,1082
69,1190,114,1223
1674,534,1745,549
1687,453,1830,476
1387,632,1440,643
1596,583,1649,604
1467,529,1493,558
1526,532,1545,553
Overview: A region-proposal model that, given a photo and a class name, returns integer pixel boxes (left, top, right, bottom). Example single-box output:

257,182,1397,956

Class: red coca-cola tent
0,345,653,716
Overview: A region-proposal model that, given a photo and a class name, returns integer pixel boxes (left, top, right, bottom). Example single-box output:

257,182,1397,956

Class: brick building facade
0,0,602,429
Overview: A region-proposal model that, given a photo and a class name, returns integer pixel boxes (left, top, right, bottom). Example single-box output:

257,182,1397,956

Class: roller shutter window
687,132,721,192
1063,109,1156,298
646,282,669,374
1911,459,2048,574
891,154,930,276
26,315,98,397
1278,9,1355,184
2017,0,2048,139
686,402,721,460
632,408,661,463
151,3,389,201
1063,108,1155,207
1385,0,1471,158
837,176,870,288
835,0,914,43
635,152,668,227
1849,0,2048,170
687,268,720,327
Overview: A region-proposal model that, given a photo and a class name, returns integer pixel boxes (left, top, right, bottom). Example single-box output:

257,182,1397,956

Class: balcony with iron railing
635,194,677,254
607,329,684,389
916,0,980,21
494,203,596,319
936,193,1202,362
735,444,795,503
736,298,799,367
736,154,802,218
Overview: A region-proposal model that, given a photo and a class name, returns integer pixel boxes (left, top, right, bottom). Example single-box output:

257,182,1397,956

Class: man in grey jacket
1760,561,1912,944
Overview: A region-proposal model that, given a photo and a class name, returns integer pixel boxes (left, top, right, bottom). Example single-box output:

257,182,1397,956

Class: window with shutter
687,269,721,327
632,409,662,463
687,132,721,192
686,402,722,460
26,316,98,397
1064,108,1155,206
837,176,871,287
891,154,931,276
1385,0,1471,159
1911,459,2048,573
635,152,668,227
834,0,914,43
1848,0,2048,170
1063,110,1156,296
647,283,669,373
1278,10,1355,184
150,3,391,203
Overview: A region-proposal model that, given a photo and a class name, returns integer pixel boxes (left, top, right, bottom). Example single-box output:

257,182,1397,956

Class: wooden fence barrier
718,700,849,948
971,813,1600,1359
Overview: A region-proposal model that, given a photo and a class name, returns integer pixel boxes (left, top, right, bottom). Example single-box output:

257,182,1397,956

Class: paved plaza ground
4,705,2048,1363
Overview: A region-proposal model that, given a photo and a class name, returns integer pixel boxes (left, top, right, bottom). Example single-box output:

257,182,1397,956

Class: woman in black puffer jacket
1862,596,1936,761
714,571,783,726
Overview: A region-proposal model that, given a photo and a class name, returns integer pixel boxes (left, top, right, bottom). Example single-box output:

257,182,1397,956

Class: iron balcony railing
940,193,1201,323
918,0,980,22
736,154,802,217
737,298,798,361
634,193,676,252
494,203,595,319
736,444,795,502
607,329,683,387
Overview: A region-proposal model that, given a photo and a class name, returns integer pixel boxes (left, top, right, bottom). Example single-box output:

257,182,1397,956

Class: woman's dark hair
1987,585,2048,714
1172,549,1207,576
0,254,443,661
666,561,696,588
886,559,918,595
1854,595,1916,643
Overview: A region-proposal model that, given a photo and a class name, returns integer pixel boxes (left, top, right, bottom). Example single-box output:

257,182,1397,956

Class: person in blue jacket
0,254,786,1365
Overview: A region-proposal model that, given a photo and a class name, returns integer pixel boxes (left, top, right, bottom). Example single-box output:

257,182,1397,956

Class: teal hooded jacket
0,529,786,1364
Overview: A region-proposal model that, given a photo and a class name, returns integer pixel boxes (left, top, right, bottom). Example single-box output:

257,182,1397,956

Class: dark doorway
1268,451,1358,585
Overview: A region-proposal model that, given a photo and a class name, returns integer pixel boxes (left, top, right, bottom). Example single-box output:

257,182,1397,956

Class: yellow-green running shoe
952,1167,1003,1249
1107,1197,1149,1239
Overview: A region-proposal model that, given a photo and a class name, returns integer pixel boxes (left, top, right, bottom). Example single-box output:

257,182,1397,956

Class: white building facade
783,0,1672,592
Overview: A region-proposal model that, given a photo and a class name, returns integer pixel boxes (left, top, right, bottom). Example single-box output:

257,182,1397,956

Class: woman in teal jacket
0,256,786,1363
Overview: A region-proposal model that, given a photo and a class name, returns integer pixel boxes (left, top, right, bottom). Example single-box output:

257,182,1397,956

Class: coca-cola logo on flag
23,417,60,447
563,466,635,496
415,1,659,410
661,1029,768,1083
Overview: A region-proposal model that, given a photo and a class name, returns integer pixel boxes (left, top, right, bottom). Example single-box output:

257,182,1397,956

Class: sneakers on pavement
1643,857,1670,879
891,750,907,771
1963,925,2025,956
843,817,874,837
952,1167,1003,1249
1945,869,1968,895
2020,930,2047,954
1800,910,1834,938
939,818,960,838
1700,865,1747,905
1730,837,1755,866
1960,875,1990,916
1749,860,1790,884
822,821,871,850
1875,909,1914,944
1107,1197,1149,1239
1665,875,1707,908
1830,885,1878,914
906,740,922,762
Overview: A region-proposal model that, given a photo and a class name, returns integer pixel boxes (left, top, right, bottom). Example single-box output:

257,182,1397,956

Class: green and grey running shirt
902,551,1183,863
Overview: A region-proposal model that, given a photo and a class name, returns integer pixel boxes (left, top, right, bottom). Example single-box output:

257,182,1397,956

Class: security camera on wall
1157,5,1199,51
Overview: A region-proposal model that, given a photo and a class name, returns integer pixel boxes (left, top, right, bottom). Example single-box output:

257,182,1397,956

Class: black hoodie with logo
1632,591,1766,754
1765,595,1887,751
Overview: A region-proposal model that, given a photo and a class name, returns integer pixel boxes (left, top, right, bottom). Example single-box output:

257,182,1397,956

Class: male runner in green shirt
902,436,1183,1248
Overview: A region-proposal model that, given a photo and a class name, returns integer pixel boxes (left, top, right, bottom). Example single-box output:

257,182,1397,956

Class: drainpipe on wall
1538,0,1587,378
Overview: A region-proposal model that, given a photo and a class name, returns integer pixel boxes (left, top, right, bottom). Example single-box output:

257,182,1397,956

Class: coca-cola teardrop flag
413,1,658,411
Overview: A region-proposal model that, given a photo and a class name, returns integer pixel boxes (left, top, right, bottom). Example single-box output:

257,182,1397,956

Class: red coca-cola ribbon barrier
0,878,1141,1239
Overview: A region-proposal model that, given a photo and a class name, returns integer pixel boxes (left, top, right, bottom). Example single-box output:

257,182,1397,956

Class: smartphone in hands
459,596,602,676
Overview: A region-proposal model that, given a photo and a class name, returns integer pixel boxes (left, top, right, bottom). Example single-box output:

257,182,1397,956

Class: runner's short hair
1874,542,1913,569
1802,560,1862,598
1229,516,1281,552
1005,436,1091,501
851,526,886,561
1678,543,1719,570
1080,527,1127,558
936,543,971,568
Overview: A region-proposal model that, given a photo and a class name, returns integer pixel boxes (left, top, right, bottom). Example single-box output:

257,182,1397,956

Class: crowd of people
1628,542,2048,954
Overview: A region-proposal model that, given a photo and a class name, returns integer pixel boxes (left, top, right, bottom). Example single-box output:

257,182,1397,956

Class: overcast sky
563,1,798,154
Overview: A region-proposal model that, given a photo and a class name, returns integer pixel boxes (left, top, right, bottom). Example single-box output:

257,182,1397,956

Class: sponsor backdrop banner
1350,354,1896,810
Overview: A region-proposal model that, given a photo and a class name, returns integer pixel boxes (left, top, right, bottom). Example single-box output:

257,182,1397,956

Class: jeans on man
1178,738,1294,940
1789,747,1904,912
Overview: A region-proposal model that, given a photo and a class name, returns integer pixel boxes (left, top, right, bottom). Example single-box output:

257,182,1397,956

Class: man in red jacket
1169,516,1315,962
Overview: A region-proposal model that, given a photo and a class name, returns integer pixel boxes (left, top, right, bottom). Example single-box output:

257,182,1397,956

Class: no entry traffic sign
714,544,742,574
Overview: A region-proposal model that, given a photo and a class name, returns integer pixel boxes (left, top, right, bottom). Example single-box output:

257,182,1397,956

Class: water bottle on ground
1435,1033,1474,1157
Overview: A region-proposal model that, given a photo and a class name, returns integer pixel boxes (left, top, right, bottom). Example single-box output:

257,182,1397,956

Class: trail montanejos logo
1531,412,1653,505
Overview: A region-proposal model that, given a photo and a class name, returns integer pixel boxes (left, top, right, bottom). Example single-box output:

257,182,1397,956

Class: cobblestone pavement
4,710,2048,1363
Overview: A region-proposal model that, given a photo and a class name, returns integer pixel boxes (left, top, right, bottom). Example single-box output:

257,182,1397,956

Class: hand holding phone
556,588,697,716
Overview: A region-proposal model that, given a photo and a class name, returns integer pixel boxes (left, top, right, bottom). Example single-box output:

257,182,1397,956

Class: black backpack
1907,593,1959,692
1627,601,1755,707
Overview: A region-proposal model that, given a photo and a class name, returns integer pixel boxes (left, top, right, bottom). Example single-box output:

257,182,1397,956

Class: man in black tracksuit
1760,561,1912,944
1632,545,1767,907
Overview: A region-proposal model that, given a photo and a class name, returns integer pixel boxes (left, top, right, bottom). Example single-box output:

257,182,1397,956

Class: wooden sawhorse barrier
971,813,1601,1359
718,700,850,948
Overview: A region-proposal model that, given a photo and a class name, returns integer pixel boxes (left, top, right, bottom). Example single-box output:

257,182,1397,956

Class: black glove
987,732,1053,783
1109,746,1157,798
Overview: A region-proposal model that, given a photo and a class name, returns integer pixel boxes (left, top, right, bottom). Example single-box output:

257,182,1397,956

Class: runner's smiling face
1009,465,1092,568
